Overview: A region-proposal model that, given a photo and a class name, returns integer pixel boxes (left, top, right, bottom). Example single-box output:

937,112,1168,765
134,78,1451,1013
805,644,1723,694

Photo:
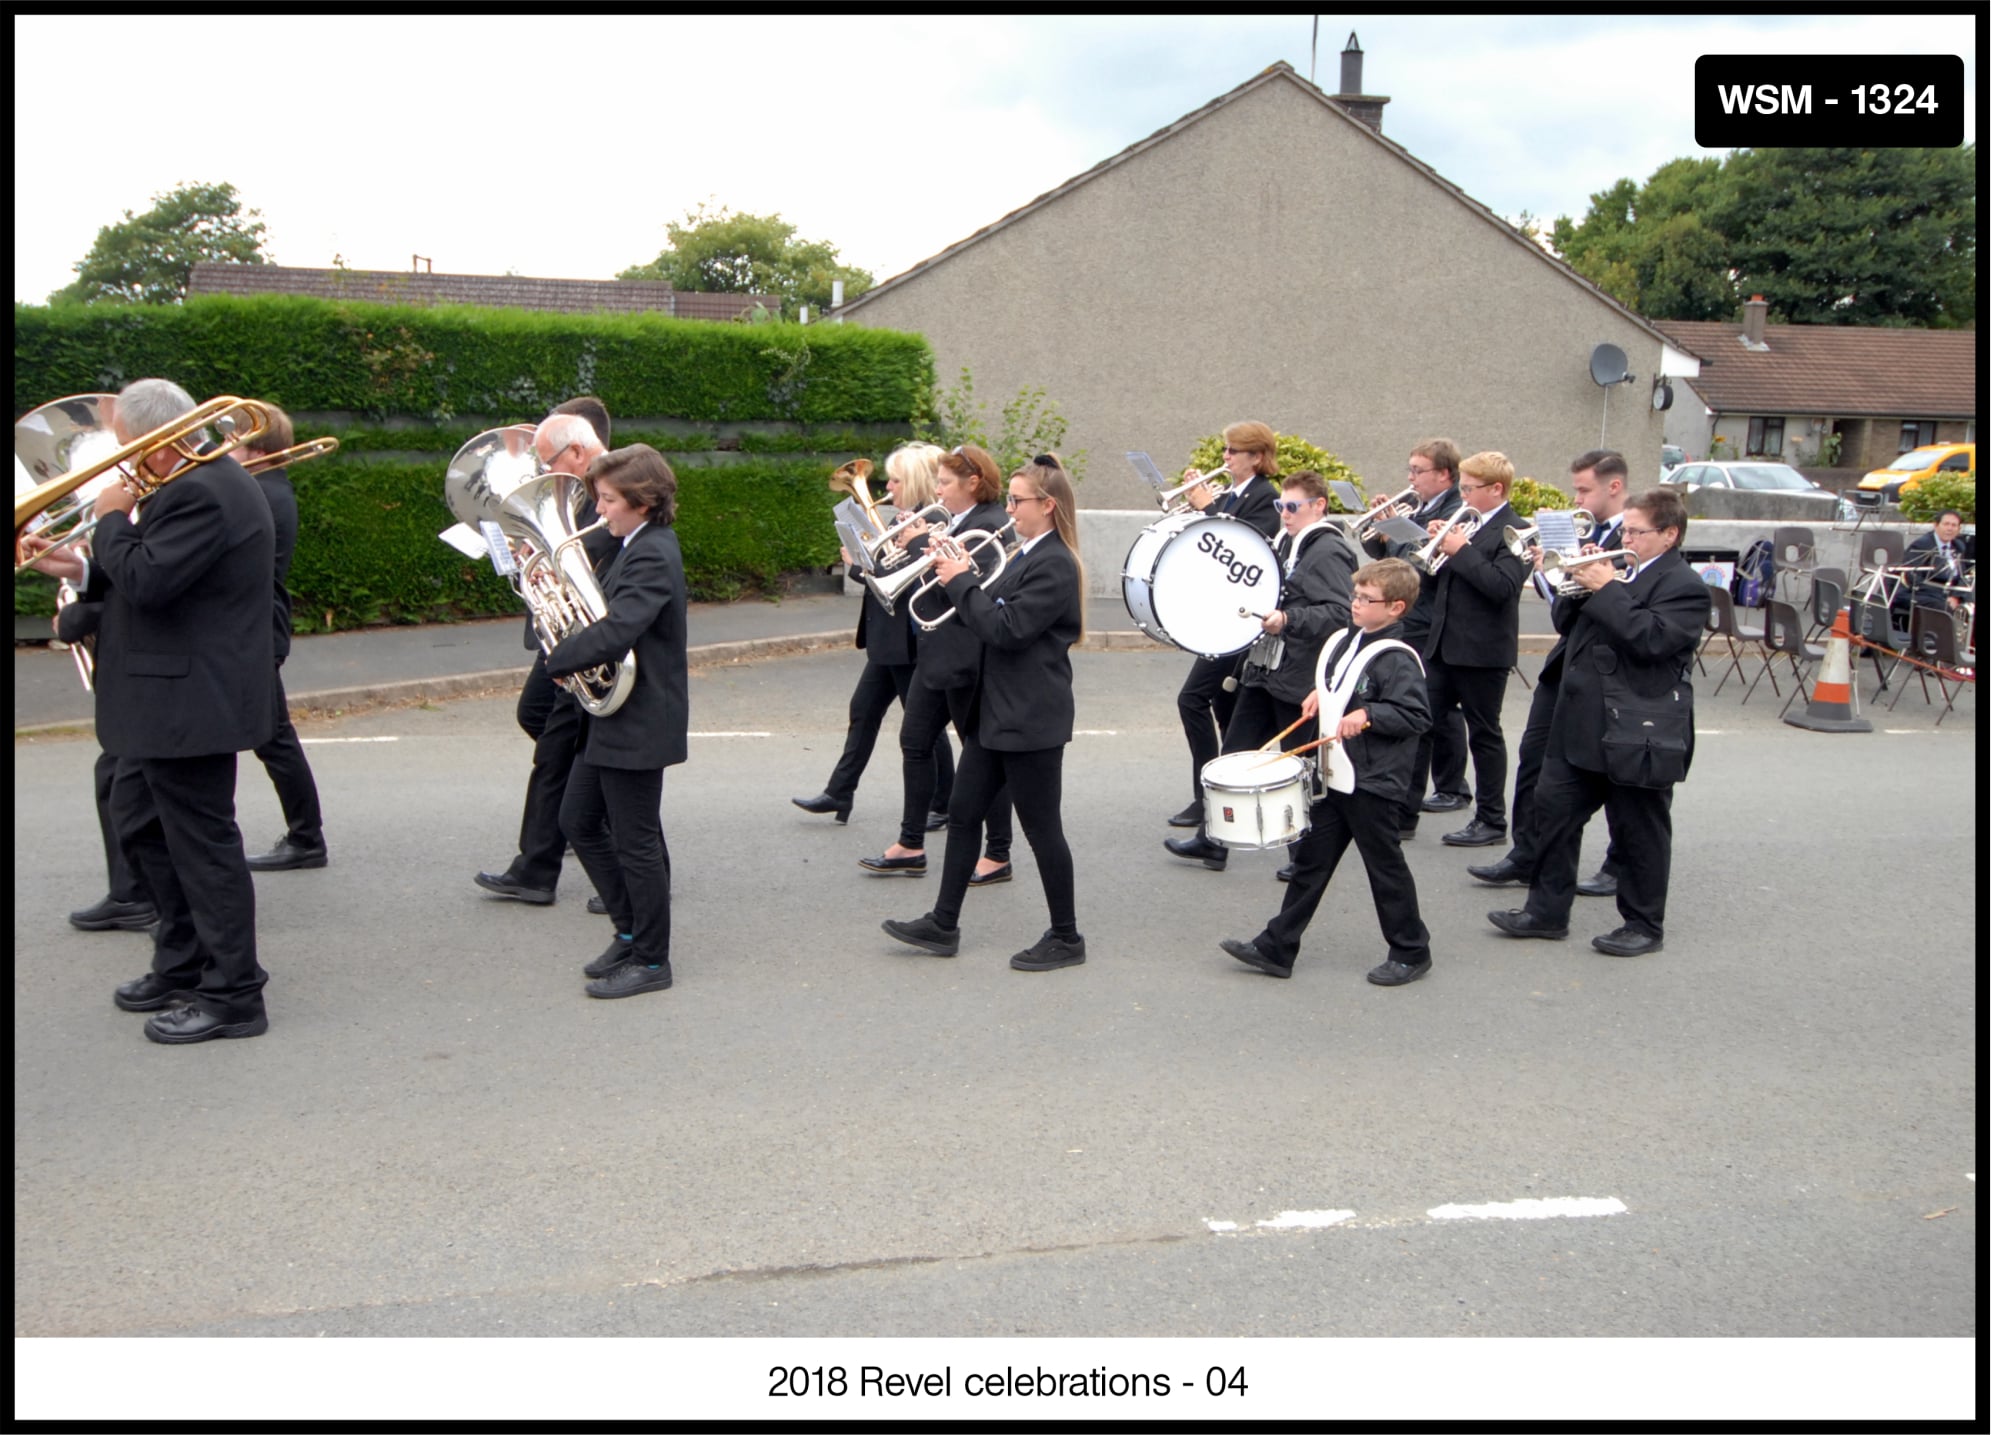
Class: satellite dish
1652,377,1674,412
1589,343,1633,387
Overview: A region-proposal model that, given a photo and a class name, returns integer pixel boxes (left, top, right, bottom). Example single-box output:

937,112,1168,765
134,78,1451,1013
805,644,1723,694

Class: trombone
1410,503,1480,574
241,435,341,475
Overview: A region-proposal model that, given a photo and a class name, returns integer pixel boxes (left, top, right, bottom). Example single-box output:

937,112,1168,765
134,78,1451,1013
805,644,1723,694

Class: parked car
1661,444,1688,483
1673,460,1861,520
1857,442,1976,502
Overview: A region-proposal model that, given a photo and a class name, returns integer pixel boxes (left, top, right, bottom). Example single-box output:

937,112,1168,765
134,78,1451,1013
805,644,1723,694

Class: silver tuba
443,427,636,716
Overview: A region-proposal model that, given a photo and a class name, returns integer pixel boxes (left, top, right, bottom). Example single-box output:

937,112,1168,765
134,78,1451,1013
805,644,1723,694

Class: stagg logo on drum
1198,531,1266,588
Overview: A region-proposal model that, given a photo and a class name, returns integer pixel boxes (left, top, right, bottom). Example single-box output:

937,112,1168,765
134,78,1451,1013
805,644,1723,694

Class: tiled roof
1651,319,1975,418
187,263,779,320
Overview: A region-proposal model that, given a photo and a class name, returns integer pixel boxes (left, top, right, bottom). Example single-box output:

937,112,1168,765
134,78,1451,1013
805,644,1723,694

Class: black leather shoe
968,862,1013,887
1575,868,1621,898
1441,820,1509,847
475,870,556,905
792,793,852,824
583,938,635,979
586,960,673,998
1591,924,1663,957
1010,931,1086,971
1486,908,1569,940
247,837,328,872
1167,800,1205,828
1274,864,1296,883
860,853,927,877
1466,857,1532,886
69,895,159,932
1420,792,1470,813
114,972,195,1012
1221,937,1291,978
587,894,608,915
1397,825,1419,842
1164,834,1228,870
144,1004,267,1043
883,914,959,956
925,809,949,832
1367,957,1432,986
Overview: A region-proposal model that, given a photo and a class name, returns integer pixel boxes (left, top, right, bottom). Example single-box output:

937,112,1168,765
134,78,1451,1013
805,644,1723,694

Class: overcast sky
11,12,1979,306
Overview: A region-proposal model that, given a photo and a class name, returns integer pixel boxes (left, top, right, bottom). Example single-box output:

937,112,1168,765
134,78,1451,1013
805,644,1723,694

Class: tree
51,181,270,305
618,203,873,317
1551,147,1976,327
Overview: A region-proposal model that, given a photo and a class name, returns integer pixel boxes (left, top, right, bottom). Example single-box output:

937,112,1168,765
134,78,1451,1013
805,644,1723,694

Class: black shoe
586,960,673,998
1274,864,1296,883
69,895,159,932
968,862,1013,887
1420,792,1470,813
1164,834,1228,870
792,793,852,824
587,894,609,916
1441,820,1509,847
1367,957,1432,986
143,1004,268,1043
925,809,949,832
1167,800,1205,828
583,938,636,979
1575,868,1620,898
1591,924,1663,957
1010,931,1086,971
1486,908,1569,940
883,914,959,956
1397,825,1419,842
113,972,196,1012
475,870,556,905
1466,857,1532,886
246,837,328,872
1221,937,1291,978
860,853,927,877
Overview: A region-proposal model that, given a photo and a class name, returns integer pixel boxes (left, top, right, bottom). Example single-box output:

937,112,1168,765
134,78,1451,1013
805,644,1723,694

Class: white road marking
300,736,400,744
1255,1208,1356,1230
1428,1196,1627,1221
689,731,771,738
1694,729,1725,735
1075,729,1121,736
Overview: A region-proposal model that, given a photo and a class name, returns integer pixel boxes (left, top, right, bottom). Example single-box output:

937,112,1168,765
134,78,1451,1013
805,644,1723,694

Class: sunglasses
1277,499,1319,513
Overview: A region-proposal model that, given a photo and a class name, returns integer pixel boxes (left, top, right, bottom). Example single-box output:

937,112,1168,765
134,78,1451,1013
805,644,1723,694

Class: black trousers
1177,653,1242,803
513,676,587,891
560,760,671,966
516,650,557,740
1505,678,1622,874
94,750,149,905
1405,662,1509,829
111,753,266,1021
1429,707,1471,799
1522,748,1674,938
932,741,1076,939
823,659,953,810
899,681,1010,857
251,663,324,846
1255,788,1430,970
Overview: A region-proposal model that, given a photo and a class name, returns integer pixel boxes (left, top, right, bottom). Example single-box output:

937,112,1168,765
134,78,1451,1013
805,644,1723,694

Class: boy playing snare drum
1218,559,1435,984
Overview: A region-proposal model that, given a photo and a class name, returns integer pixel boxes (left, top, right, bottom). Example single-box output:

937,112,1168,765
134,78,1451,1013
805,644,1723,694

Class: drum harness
1243,520,1355,673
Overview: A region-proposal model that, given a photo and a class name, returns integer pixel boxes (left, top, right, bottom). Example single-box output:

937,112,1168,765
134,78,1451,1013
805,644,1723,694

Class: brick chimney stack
1331,32,1390,134
1741,295,1769,349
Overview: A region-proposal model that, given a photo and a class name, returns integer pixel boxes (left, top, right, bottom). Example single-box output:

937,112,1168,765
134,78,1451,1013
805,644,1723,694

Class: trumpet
1410,503,1480,574
1501,508,1596,561
864,502,953,571
1155,465,1230,515
1543,547,1637,595
1355,486,1418,541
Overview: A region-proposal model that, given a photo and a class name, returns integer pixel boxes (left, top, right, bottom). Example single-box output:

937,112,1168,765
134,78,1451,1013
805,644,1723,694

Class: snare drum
1122,512,1281,658
1200,750,1313,850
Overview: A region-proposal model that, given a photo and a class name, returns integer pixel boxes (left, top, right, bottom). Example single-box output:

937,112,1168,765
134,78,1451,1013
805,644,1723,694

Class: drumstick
1256,711,1314,752
1237,606,1270,619
1249,732,1339,769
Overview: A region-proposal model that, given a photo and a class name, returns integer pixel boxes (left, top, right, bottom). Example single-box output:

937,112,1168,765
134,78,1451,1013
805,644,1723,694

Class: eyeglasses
1005,493,1046,507
1276,499,1320,513
1463,479,1502,491
1622,525,1663,537
1223,447,1251,456
543,442,572,466
1351,594,1387,606
1406,464,1437,476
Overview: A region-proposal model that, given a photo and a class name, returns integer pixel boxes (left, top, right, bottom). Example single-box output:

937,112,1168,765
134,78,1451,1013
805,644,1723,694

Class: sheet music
1125,451,1171,491
437,522,488,558
1327,480,1363,512
1370,515,1428,546
1534,508,1582,553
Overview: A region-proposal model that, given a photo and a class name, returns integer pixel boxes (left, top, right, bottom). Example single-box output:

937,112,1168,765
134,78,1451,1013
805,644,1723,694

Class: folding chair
1760,601,1827,717
1707,587,1769,696
1888,604,1976,725
1854,530,1904,575
1849,598,1910,704
1772,526,1816,608
1805,567,1845,644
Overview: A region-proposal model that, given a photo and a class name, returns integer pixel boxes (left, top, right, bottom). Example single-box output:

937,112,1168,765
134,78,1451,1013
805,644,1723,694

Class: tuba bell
443,427,636,716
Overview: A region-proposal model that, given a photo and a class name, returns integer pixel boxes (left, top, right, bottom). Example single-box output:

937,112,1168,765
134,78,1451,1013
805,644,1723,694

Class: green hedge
14,295,932,425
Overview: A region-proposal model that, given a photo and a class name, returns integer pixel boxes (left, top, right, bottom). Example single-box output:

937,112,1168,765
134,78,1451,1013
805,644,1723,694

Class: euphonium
1411,503,1480,574
442,427,636,716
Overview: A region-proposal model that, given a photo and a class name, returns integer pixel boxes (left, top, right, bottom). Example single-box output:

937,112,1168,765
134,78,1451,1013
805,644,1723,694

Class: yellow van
1859,443,1976,501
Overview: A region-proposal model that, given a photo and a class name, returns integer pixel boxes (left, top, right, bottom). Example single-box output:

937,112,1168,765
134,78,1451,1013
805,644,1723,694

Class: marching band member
861,444,1012,884
24,379,277,1043
883,456,1086,971
1906,510,1970,612
1165,470,1357,874
1167,422,1282,828
543,445,689,999
1219,558,1433,983
792,443,954,826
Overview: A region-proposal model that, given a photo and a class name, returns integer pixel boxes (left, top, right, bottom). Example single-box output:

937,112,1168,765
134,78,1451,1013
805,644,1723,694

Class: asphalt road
12,647,1978,1415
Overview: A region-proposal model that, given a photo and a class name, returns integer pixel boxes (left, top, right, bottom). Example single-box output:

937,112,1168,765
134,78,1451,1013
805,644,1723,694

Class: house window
1899,421,1938,452
1746,417,1786,456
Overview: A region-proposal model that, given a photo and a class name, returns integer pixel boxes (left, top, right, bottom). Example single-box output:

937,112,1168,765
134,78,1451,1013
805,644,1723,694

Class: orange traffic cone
1784,608,1872,733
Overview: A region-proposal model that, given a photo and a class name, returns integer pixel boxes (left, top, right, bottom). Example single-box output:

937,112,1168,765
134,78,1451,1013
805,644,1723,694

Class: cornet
1542,548,1637,595
1355,486,1418,542
1155,466,1230,515
1410,503,1480,574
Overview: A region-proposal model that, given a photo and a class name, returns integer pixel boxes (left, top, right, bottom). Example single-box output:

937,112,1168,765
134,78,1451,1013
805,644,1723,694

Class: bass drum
1122,512,1281,658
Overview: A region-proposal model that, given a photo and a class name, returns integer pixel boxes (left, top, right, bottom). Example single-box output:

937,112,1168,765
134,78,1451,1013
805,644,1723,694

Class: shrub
914,367,1085,479
1183,434,1366,511
1899,470,1977,525
1508,477,1575,518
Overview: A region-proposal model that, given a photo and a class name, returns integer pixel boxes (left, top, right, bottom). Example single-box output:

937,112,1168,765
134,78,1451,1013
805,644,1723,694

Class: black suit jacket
1244,523,1358,703
83,455,276,759
255,466,298,662
913,499,1009,692
1213,477,1282,542
1904,532,1968,609
1425,508,1527,668
1534,513,1625,689
544,523,689,771
1549,552,1710,775
1375,485,1462,644
943,534,1083,752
